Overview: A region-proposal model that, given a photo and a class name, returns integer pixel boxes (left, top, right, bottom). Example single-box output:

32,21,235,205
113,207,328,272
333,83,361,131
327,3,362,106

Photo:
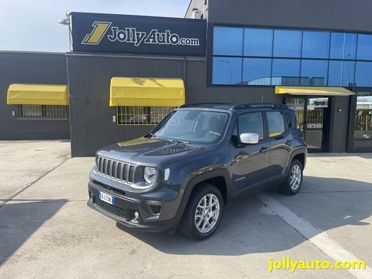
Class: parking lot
0,141,371,279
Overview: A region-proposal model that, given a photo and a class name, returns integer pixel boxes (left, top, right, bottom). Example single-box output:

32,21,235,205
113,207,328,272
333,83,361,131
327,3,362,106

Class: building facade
186,0,372,153
1,0,372,155
0,51,69,140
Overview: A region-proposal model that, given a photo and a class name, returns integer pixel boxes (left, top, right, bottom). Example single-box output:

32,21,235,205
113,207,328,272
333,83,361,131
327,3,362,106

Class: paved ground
0,140,70,204
0,141,371,279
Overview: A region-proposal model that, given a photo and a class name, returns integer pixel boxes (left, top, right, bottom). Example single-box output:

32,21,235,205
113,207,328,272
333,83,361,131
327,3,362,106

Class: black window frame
236,111,266,141
265,110,289,138
283,110,294,130
210,24,372,88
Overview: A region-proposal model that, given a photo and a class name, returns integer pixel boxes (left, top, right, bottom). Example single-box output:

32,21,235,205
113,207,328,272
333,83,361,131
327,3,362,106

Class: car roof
180,103,289,111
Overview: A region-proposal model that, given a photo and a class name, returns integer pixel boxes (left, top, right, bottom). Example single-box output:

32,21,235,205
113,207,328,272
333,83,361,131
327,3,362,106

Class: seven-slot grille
96,155,136,183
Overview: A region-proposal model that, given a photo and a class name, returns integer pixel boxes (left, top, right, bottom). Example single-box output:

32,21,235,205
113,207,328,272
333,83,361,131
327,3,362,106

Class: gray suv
88,103,307,240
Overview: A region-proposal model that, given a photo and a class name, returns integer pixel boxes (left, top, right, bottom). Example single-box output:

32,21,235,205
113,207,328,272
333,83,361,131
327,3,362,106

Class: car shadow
116,176,372,256
0,199,66,265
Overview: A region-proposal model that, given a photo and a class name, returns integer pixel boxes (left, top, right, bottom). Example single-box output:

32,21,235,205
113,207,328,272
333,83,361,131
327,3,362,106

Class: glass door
285,98,306,130
306,97,330,151
285,97,330,152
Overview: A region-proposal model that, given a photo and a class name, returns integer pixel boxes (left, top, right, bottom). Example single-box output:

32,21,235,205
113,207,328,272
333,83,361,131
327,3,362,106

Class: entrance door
285,97,330,152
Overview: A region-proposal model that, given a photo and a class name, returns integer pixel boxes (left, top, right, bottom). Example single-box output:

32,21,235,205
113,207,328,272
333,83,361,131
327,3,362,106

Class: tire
279,159,303,195
178,184,224,240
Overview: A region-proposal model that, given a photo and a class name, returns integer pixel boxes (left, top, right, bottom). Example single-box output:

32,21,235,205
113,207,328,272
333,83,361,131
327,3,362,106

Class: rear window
267,111,286,137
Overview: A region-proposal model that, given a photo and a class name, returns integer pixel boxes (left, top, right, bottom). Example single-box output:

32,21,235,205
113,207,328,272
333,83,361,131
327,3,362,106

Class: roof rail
180,103,234,108
233,103,288,110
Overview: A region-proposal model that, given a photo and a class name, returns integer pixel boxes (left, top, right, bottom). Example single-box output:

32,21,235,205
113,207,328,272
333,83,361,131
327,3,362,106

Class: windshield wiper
147,134,191,144
145,133,156,138
169,139,191,144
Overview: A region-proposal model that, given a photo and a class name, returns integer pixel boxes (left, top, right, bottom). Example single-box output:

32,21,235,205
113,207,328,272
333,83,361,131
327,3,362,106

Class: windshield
152,109,229,144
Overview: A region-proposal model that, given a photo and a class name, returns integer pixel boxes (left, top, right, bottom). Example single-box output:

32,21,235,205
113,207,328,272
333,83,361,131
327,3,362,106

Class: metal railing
117,106,175,126
17,105,68,120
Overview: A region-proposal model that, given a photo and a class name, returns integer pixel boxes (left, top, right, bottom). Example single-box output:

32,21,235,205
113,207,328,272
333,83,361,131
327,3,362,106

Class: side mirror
240,133,259,145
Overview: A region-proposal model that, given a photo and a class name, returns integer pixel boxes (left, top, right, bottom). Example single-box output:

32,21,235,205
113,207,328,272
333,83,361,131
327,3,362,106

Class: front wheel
178,184,224,240
279,159,303,195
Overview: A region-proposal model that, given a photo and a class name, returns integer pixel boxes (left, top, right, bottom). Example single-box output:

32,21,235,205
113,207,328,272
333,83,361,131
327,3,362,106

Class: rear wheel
279,159,303,195
178,184,224,240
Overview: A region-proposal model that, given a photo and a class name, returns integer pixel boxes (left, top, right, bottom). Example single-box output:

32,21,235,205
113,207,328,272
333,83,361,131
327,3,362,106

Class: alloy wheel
194,193,220,234
290,163,302,191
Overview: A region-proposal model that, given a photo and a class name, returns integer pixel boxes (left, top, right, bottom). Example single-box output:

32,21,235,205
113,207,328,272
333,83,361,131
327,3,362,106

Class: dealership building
1,0,372,156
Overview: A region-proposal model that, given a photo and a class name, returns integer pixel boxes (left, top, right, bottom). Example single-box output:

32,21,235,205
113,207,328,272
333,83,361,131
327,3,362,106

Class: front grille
96,155,136,184
94,198,133,220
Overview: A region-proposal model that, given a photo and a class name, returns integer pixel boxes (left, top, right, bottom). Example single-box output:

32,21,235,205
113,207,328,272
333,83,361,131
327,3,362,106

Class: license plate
99,191,115,205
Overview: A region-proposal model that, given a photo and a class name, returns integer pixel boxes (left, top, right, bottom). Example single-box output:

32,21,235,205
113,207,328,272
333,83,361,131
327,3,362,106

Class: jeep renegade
88,103,307,240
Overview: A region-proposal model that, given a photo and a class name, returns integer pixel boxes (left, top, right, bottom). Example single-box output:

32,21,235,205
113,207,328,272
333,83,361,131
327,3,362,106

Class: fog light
150,205,161,215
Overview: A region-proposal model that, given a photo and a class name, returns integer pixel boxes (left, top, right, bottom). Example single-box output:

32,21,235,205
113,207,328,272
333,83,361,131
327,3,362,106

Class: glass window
273,30,302,57
272,59,300,85
213,27,243,56
238,112,264,139
211,26,372,87
330,33,357,59
354,92,372,139
355,62,372,87
242,58,271,85
154,109,229,143
17,105,68,120
357,34,372,60
267,111,285,137
116,106,175,125
302,31,330,58
300,60,328,86
285,98,305,129
328,61,355,86
212,57,242,85
244,28,273,57
19,105,42,118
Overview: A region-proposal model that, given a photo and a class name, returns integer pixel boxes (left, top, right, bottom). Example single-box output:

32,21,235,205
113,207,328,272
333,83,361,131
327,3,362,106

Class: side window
238,112,264,139
267,111,286,137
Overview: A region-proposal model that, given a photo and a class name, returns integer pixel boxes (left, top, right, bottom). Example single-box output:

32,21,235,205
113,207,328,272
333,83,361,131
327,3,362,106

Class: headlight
143,167,157,184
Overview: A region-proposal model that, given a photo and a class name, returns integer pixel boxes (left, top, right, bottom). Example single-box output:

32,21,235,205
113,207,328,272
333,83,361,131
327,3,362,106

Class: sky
0,0,190,52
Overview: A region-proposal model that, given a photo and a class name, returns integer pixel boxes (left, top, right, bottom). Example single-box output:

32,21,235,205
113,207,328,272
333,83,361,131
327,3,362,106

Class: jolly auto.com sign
71,12,206,56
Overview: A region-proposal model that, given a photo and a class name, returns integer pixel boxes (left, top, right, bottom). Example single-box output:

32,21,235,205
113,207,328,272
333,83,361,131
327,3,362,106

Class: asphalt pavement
0,141,371,279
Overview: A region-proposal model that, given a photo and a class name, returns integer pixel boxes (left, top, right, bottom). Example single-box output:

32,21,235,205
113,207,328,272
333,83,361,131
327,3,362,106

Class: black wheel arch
286,148,306,174
172,168,232,229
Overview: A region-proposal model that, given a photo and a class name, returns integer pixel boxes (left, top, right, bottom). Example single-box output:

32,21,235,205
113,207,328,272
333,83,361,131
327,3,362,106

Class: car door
229,111,271,194
265,110,292,182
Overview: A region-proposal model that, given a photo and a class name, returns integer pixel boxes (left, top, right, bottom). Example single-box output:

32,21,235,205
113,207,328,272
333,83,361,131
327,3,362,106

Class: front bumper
88,179,181,232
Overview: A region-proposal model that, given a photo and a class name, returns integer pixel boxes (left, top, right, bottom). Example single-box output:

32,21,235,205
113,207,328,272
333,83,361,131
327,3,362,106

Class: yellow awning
110,77,185,107
7,84,69,105
275,86,355,96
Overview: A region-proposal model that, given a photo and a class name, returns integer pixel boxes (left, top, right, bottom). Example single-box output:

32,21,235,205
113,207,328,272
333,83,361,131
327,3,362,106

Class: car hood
97,137,209,166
